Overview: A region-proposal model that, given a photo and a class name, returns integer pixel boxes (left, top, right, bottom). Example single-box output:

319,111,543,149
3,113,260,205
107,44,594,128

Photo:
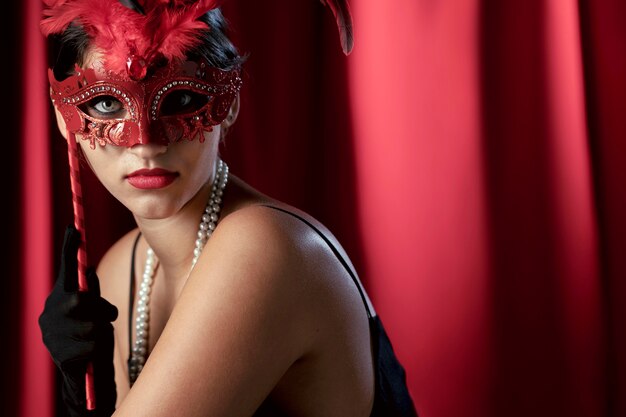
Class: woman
38,1,417,416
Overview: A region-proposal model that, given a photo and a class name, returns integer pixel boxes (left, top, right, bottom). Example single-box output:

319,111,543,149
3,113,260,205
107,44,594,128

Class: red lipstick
126,168,178,189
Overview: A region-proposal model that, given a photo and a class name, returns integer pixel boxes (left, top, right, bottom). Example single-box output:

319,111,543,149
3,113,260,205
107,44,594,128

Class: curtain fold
13,0,626,416
578,1,626,415
348,1,490,415
20,0,53,416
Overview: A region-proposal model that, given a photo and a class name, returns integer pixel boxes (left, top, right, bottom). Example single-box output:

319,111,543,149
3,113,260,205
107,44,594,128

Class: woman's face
53,50,236,220
77,127,221,220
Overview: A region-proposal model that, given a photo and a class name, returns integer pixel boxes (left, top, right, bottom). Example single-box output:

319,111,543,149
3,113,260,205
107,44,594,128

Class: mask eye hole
81,95,127,119
159,90,211,116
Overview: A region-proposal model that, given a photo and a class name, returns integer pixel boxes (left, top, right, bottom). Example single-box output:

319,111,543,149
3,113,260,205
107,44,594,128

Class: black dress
128,206,418,417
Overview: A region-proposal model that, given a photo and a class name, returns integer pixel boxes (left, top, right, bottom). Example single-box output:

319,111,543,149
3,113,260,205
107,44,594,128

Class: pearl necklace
129,159,229,384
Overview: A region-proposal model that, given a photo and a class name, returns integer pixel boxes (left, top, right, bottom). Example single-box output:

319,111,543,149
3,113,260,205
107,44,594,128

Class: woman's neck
133,179,214,284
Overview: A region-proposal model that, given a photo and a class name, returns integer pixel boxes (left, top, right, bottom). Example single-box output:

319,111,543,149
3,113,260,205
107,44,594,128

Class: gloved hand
39,226,118,416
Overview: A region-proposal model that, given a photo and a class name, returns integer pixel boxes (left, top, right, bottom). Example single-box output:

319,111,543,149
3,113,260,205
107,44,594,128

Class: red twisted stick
66,131,96,410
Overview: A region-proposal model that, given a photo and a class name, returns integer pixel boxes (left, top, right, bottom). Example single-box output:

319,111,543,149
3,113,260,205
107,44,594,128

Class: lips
126,168,179,189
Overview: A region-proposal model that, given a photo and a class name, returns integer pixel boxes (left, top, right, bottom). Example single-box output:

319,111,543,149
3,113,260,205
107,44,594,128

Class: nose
128,142,168,159
131,117,170,147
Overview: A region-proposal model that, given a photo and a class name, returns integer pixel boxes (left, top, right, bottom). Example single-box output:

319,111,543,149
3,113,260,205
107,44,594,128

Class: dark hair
51,4,244,80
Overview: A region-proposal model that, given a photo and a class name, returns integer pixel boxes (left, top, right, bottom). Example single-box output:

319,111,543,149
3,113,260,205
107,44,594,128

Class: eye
83,95,126,119
159,90,210,116
178,93,192,107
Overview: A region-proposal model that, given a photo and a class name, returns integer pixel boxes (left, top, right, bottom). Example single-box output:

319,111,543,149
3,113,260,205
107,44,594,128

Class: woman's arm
113,206,322,417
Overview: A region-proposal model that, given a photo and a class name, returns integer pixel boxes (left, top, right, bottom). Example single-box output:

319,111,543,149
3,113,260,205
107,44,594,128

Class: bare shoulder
195,204,322,301
212,203,319,261
195,202,375,324
207,203,340,286
207,202,375,315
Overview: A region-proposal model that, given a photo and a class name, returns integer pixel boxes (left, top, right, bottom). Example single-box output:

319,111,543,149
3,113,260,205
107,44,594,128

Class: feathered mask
41,0,354,80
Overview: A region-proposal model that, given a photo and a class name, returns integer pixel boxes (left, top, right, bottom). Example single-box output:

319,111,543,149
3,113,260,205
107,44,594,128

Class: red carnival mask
43,0,352,148
49,57,242,148
42,0,242,148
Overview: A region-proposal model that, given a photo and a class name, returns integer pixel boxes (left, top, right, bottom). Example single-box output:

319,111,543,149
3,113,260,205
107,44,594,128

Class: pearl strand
129,160,229,384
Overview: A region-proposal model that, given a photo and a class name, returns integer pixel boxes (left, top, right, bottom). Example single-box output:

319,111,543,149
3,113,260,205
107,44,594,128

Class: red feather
41,0,221,75
43,0,70,7
145,0,219,62
41,0,90,36
148,10,208,61
319,0,354,55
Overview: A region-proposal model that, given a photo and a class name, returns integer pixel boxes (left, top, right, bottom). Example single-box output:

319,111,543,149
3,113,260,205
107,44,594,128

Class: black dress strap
127,231,142,378
262,205,373,319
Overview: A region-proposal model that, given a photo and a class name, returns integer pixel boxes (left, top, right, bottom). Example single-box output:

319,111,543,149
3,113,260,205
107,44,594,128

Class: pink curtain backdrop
19,1,53,417
11,0,626,416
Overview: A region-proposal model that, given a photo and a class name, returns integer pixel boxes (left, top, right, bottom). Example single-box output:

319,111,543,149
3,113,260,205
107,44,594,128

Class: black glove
39,226,118,417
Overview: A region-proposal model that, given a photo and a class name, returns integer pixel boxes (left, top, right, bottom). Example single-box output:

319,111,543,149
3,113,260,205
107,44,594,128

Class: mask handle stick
67,131,96,410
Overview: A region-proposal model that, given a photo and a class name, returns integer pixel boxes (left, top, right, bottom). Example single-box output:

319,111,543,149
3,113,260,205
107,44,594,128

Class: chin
123,195,183,220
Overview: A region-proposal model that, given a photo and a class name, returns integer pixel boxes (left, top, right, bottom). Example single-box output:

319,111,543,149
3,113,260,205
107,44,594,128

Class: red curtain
12,0,626,416
348,1,625,416
18,1,54,417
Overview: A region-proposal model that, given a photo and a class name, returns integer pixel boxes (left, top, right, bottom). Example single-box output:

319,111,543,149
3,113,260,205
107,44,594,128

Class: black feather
119,0,145,15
